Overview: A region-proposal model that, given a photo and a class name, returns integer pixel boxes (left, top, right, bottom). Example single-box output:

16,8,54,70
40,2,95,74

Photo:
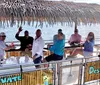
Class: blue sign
0,75,22,84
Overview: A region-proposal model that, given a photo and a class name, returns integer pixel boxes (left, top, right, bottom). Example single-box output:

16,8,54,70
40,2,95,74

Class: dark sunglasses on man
2,36,6,37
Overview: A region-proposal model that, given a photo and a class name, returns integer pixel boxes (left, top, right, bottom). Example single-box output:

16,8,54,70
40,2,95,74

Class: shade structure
0,0,100,27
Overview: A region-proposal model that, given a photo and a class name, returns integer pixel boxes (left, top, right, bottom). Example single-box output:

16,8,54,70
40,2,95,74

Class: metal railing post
52,63,57,85
20,65,23,78
68,60,73,76
58,62,62,85
78,58,84,85
83,58,87,85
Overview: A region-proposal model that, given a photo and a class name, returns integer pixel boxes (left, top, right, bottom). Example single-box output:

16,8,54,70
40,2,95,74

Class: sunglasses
2,36,6,37
89,34,93,36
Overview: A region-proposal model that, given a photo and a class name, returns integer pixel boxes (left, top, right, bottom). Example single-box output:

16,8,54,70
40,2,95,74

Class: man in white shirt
0,32,14,61
32,29,44,68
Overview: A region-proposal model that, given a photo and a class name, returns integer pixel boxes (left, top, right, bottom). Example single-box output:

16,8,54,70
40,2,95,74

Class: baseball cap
0,32,6,37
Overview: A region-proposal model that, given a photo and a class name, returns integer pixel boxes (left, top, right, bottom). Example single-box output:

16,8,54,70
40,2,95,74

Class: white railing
0,56,100,85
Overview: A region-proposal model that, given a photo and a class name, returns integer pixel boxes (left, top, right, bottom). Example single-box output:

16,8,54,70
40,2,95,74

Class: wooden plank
0,70,53,85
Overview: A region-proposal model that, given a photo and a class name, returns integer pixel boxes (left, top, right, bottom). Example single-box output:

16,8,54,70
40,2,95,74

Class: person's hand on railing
5,45,15,51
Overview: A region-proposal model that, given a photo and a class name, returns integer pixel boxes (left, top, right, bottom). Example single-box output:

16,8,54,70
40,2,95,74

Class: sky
49,0,100,4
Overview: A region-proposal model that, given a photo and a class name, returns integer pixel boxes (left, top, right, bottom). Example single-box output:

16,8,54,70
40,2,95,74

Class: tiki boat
0,0,100,85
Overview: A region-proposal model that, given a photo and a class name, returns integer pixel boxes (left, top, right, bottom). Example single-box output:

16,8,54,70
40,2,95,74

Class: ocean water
0,22,100,44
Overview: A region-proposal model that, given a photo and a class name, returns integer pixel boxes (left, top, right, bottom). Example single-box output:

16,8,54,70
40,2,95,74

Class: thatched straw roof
0,0,100,27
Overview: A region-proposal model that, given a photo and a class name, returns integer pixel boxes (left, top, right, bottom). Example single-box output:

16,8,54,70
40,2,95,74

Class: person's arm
15,32,20,40
53,35,58,44
87,39,94,46
0,44,14,51
4,46,13,51
48,44,55,52
86,36,91,43
84,37,94,46
15,27,22,40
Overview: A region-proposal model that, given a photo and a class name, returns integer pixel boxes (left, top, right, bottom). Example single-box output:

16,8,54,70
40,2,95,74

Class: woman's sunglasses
89,34,93,36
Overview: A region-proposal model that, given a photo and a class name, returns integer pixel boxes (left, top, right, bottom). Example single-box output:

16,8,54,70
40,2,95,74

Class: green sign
0,75,22,84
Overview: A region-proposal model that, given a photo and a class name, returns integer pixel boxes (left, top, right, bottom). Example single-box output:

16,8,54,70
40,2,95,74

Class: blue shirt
84,39,94,52
49,39,65,56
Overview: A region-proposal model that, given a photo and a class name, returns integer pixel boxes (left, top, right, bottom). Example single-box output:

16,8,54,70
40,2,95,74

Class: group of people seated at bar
0,27,95,68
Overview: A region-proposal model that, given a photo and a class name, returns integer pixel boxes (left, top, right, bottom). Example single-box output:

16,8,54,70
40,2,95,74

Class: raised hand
18,26,22,32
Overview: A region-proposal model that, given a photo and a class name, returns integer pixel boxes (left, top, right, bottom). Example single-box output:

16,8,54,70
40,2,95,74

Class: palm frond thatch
0,0,100,27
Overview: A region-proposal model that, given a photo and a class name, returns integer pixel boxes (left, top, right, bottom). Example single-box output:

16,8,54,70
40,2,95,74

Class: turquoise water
0,22,100,44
